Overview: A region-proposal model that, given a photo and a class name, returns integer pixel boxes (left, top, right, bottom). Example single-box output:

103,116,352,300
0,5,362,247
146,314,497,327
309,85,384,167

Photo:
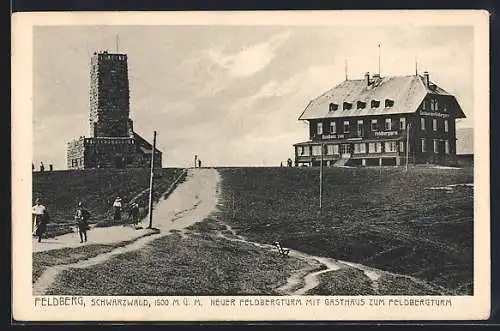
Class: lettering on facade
322,134,345,140
420,111,450,118
374,131,398,137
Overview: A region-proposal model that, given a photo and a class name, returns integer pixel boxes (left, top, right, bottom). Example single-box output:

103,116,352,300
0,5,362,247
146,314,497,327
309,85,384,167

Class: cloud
232,64,342,113
205,30,292,78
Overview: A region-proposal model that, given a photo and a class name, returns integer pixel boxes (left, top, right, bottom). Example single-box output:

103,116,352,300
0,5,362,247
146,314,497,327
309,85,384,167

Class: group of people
32,196,142,244
32,198,91,243
112,196,140,225
32,162,53,172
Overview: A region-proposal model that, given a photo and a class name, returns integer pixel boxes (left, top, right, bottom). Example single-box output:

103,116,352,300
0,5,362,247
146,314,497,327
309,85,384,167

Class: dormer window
329,103,338,112
385,99,394,108
371,100,380,108
356,101,366,109
343,102,352,110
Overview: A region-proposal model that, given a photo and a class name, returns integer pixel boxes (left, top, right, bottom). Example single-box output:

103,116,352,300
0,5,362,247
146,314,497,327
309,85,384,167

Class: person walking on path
198,159,202,168
113,196,122,221
32,198,49,243
130,203,140,226
75,201,90,243
32,198,46,235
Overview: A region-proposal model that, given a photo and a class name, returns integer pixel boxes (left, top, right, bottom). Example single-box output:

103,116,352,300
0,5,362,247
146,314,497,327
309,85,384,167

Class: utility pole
194,155,198,168
406,123,410,171
147,131,157,229
319,143,324,212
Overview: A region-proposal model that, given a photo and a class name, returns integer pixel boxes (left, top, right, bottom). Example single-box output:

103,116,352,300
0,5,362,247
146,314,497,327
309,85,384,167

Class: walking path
33,168,220,253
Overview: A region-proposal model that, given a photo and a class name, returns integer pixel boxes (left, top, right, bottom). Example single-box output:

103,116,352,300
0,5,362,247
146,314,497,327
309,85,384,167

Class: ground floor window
399,141,405,153
298,146,310,156
445,140,450,154
421,138,426,152
384,141,397,152
433,139,439,154
368,142,381,153
354,143,366,154
312,145,322,156
327,144,339,155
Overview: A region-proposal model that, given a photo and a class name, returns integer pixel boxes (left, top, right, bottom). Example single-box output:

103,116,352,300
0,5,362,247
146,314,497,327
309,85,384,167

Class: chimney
365,72,370,86
424,71,430,87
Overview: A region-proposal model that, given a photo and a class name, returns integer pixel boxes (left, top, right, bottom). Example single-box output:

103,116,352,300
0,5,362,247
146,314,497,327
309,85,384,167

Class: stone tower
67,50,162,170
89,51,133,137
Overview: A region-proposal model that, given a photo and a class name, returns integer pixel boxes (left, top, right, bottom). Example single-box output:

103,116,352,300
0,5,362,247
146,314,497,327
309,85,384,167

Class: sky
33,25,474,168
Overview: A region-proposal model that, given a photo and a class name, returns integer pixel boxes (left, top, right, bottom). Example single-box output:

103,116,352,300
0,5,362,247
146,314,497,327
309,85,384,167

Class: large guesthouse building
294,71,466,167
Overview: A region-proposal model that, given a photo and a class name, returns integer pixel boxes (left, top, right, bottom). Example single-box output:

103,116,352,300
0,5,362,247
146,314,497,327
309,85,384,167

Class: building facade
67,51,162,169
294,71,466,167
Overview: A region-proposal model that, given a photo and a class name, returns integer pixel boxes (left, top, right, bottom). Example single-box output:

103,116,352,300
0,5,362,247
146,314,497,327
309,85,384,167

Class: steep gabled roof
133,131,162,154
298,74,466,120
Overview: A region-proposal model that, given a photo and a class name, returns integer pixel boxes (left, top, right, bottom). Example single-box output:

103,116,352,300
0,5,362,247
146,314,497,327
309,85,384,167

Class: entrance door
340,144,351,158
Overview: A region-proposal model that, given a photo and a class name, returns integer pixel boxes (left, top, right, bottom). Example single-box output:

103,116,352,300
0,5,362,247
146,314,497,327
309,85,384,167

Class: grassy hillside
32,168,184,232
216,166,474,294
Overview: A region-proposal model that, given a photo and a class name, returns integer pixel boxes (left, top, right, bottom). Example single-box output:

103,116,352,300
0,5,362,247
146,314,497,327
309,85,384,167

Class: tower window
385,99,394,108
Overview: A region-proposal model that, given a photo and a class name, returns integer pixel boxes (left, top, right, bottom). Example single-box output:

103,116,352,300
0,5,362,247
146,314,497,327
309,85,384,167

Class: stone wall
67,137,85,169
67,136,162,169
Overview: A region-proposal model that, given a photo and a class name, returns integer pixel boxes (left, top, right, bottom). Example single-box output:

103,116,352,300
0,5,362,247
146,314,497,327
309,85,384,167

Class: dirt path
32,169,217,253
33,168,220,295
210,218,449,296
